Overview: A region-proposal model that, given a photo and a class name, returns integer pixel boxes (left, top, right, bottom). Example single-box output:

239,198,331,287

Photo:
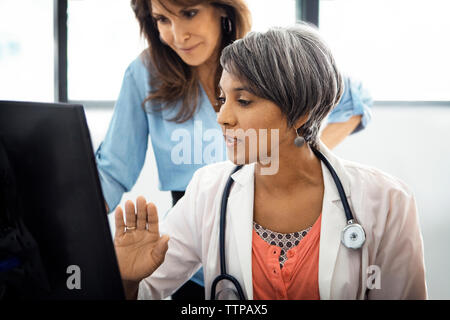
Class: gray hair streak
220,23,344,148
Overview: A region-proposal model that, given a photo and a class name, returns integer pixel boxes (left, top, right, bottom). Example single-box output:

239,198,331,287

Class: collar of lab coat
225,141,351,300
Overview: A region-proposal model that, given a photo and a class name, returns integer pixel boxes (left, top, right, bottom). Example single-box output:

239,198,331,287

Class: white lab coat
138,141,427,300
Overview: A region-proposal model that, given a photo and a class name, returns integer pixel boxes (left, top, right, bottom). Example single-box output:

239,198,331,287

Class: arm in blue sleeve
95,62,149,212
326,76,373,134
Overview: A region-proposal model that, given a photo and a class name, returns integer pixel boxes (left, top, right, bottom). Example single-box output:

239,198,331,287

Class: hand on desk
114,196,169,284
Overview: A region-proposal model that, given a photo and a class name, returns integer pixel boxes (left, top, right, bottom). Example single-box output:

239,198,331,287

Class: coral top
252,214,322,300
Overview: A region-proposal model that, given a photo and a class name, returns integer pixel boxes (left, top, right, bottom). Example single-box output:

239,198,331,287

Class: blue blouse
95,55,373,213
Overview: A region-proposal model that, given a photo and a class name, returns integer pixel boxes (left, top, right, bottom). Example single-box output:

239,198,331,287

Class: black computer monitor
0,100,124,299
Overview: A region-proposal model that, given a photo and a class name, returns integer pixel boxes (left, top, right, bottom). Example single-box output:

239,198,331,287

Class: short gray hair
220,23,344,148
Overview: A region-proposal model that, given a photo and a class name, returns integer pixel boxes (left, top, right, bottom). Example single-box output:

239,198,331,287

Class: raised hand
114,196,169,283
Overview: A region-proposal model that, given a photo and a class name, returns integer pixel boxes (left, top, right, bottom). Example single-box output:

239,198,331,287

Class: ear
213,4,228,18
293,114,309,131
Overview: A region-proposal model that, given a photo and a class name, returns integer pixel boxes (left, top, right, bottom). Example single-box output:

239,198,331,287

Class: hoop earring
294,129,305,148
221,17,232,35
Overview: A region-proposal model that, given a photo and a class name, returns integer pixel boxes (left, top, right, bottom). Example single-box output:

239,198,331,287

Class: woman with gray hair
113,24,427,300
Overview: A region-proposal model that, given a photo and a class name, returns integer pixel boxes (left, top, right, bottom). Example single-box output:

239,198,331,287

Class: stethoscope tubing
219,164,243,276
311,148,354,222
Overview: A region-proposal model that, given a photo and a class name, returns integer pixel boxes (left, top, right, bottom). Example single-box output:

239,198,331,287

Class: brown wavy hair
131,0,252,123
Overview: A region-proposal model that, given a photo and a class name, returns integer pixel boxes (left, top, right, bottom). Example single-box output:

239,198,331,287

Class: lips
178,43,201,53
224,135,241,147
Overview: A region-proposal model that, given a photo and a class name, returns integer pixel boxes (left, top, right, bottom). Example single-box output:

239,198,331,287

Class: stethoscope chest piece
341,220,366,249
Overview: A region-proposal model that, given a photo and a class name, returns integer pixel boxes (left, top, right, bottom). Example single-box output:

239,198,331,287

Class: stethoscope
210,147,366,300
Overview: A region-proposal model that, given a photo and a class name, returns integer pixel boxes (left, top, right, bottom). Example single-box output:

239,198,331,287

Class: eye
237,99,252,107
153,15,169,24
216,96,226,105
182,9,198,18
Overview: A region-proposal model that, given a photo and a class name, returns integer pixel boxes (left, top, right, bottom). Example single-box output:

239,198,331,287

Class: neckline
199,83,219,117
252,213,322,250
253,221,312,238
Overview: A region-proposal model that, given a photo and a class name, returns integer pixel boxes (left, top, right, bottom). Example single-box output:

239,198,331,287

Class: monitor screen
0,100,124,300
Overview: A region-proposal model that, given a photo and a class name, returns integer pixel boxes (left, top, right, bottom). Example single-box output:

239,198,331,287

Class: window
67,0,146,101
0,0,54,102
5,0,446,104
319,0,450,101
247,0,297,31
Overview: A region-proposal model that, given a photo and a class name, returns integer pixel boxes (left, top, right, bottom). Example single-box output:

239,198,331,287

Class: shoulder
124,50,152,85
184,161,240,207
339,158,417,233
342,159,414,199
189,161,237,192
181,161,237,225
117,50,158,104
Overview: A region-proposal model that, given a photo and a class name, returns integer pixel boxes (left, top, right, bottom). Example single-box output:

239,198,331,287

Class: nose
217,100,237,128
171,20,191,44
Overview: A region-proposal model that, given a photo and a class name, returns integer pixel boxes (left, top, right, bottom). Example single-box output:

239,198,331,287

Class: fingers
151,235,170,266
125,200,136,229
115,206,125,238
136,196,147,230
146,202,160,237
123,197,159,234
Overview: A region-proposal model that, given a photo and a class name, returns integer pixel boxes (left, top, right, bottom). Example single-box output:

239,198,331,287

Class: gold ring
125,226,136,230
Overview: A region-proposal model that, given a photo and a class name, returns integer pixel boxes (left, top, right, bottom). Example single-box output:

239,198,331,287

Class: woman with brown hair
95,0,373,299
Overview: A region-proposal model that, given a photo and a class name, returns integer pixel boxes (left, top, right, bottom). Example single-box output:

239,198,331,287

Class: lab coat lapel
317,142,351,300
227,163,255,300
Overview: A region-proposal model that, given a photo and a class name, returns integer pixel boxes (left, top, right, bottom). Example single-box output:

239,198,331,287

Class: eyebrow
234,87,251,92
152,4,196,16
218,85,253,93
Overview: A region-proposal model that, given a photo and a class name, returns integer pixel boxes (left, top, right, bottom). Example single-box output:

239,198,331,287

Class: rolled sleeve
95,60,149,212
326,76,373,134
95,153,127,213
